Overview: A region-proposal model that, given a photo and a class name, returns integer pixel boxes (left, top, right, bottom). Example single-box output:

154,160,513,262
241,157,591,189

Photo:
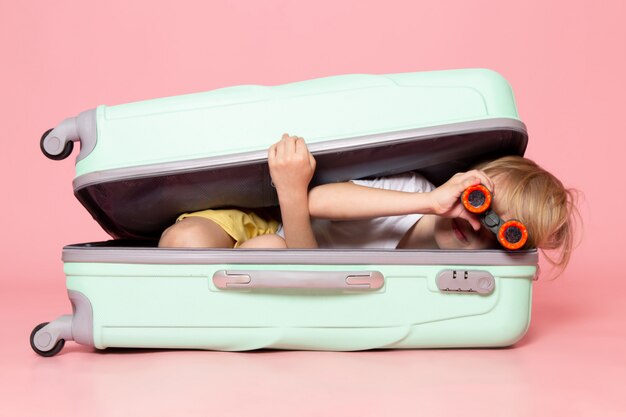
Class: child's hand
268,134,317,194
428,170,494,231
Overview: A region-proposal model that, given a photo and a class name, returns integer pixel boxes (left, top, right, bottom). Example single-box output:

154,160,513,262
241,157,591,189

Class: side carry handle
213,270,384,291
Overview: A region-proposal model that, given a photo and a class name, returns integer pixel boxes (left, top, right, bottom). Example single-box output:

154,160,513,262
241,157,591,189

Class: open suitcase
32,69,537,356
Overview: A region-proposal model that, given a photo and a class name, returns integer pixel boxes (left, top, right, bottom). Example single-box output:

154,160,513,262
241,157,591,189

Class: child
159,134,579,272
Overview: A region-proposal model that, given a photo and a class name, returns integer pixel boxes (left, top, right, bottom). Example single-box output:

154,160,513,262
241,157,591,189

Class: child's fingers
276,135,296,158
462,176,481,191
293,136,304,153
468,216,482,232
295,136,315,163
476,170,494,192
309,152,316,169
460,211,482,231
283,135,296,155
453,170,494,193
268,143,277,161
277,135,290,157
294,136,310,156
468,170,494,192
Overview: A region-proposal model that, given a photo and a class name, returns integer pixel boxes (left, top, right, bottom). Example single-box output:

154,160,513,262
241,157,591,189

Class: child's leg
239,234,287,249
158,217,236,248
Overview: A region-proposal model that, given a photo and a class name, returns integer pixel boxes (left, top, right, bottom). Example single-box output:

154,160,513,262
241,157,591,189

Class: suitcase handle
212,270,384,291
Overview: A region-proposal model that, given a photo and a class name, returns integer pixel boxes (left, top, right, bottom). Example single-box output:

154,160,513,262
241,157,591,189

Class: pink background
1,1,625,415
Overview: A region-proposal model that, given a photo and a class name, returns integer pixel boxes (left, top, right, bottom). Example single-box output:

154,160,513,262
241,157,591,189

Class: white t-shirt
309,172,435,249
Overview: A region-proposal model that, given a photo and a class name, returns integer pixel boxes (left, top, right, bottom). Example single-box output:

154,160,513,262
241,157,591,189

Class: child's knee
158,220,196,247
239,234,287,249
158,217,235,248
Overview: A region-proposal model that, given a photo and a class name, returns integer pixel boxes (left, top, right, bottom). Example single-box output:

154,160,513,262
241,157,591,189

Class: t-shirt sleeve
350,172,435,194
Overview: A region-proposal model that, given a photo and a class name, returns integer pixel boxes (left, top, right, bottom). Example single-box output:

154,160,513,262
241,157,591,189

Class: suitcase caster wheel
30,322,65,357
40,128,74,160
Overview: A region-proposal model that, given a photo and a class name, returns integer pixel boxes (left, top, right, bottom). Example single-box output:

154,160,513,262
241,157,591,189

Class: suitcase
32,69,537,356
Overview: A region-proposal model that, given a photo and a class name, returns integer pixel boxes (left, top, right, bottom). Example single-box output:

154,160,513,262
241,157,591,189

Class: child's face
433,216,500,250
433,174,515,250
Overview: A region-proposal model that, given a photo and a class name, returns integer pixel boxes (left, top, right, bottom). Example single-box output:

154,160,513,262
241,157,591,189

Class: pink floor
3,269,625,417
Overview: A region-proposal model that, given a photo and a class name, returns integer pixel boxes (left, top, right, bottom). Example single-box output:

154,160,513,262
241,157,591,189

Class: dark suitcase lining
75,123,527,240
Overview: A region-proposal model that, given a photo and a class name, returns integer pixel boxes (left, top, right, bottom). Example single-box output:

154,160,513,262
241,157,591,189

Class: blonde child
159,134,579,272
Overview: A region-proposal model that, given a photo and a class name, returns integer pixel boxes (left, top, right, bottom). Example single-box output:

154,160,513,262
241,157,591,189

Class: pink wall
2,2,625,415
1,1,622,290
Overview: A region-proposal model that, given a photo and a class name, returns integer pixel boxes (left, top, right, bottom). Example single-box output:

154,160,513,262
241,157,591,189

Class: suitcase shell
41,68,527,240
32,69,537,355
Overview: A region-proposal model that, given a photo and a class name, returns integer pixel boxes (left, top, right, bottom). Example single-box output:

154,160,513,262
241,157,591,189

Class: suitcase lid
46,70,528,240
75,118,527,239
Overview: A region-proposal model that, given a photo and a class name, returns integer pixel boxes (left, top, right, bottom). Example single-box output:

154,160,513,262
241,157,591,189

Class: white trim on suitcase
72,118,527,191
62,244,538,266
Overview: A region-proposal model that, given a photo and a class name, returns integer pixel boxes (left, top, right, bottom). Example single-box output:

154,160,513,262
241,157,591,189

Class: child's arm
268,134,318,249
308,170,494,231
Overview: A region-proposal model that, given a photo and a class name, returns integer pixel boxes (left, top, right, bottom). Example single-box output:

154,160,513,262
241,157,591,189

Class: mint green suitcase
32,69,536,356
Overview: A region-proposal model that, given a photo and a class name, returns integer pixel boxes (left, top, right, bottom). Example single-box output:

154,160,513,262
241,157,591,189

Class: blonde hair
474,156,581,275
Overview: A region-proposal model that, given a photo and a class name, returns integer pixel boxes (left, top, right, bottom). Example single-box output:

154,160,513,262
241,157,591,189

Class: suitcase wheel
30,322,65,357
40,128,74,161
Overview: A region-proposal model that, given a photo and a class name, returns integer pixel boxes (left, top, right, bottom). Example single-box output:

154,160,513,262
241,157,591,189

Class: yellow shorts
176,208,280,248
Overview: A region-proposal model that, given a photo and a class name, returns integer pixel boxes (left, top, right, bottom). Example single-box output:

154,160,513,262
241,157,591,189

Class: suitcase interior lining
75,126,527,241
